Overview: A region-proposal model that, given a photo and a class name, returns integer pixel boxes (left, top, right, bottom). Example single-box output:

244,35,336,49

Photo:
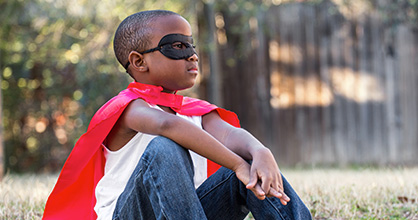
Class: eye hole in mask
124,34,197,70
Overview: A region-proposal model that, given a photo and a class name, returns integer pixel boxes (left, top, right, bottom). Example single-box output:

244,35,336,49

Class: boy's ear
128,51,148,72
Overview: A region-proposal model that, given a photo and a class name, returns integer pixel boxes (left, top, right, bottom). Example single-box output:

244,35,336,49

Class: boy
43,10,311,220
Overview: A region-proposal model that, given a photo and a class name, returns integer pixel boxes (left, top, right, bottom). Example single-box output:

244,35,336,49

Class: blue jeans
112,136,312,220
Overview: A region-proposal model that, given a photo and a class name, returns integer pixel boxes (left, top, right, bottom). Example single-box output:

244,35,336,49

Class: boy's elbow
155,117,178,134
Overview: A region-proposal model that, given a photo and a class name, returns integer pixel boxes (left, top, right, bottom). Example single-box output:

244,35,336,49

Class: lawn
1,167,417,219
285,167,418,219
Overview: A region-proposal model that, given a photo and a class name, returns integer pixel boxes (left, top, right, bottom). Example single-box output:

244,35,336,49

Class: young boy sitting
43,10,311,220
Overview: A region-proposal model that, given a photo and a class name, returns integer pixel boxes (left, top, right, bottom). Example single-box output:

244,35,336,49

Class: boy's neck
161,89,176,94
134,80,176,94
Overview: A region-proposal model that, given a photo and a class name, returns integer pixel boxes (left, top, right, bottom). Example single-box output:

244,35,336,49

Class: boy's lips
187,66,199,74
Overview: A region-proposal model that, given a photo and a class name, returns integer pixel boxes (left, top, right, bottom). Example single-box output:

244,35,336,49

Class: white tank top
94,104,207,220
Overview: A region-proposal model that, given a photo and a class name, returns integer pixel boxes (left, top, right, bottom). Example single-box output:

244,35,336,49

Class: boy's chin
162,83,195,93
177,83,196,91
178,85,195,91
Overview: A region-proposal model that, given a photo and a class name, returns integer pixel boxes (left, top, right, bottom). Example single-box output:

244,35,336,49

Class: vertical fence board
317,3,336,164
383,28,400,164
357,16,370,163
398,25,418,164
370,11,386,164
304,5,321,164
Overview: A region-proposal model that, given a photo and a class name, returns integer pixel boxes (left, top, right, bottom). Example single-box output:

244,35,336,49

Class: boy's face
140,15,199,93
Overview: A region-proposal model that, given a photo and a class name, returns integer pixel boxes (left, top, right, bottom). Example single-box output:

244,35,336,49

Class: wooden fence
197,0,418,166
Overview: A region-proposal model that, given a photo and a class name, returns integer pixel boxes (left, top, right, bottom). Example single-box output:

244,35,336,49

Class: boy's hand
233,162,267,200
201,112,290,204
246,149,290,205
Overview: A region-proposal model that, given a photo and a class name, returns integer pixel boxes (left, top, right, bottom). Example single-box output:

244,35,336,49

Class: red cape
43,82,240,220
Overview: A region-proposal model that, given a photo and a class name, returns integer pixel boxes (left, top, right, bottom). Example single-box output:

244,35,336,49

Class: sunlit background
0,0,417,175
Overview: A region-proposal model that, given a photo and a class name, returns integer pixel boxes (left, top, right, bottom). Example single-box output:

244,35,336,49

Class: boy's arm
121,99,262,195
202,111,290,204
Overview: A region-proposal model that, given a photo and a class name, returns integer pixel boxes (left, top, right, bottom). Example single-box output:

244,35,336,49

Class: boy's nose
187,53,199,62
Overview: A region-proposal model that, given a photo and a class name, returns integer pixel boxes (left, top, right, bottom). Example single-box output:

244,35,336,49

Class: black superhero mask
124,34,197,70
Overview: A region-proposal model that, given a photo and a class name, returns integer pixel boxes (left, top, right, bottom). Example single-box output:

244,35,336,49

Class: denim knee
147,136,188,156
143,136,194,169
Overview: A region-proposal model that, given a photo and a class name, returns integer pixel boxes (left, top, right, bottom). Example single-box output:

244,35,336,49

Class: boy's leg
112,136,207,220
197,166,312,220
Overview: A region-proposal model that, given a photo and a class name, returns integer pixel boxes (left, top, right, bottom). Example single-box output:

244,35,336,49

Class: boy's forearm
159,117,247,172
202,111,270,161
224,127,270,160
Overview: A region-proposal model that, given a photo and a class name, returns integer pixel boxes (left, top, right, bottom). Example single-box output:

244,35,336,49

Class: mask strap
124,47,161,70
140,47,161,55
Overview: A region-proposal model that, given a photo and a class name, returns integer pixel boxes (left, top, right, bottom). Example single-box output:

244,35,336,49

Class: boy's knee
149,136,177,147
144,136,194,177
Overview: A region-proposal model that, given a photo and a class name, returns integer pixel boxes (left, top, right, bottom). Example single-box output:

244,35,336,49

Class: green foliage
0,0,195,172
377,0,418,28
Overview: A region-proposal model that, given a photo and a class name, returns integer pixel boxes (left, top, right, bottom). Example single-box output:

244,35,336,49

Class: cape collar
127,82,184,110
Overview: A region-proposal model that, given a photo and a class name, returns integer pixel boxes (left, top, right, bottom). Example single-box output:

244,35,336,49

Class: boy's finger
251,183,266,200
282,192,290,202
276,186,289,205
280,198,288,205
277,188,290,202
266,187,282,198
278,176,284,192
261,178,271,196
246,171,258,189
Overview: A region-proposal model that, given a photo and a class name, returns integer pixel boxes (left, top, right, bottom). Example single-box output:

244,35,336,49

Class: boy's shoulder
87,88,139,130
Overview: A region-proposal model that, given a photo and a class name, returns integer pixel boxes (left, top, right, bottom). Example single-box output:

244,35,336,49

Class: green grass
1,168,418,219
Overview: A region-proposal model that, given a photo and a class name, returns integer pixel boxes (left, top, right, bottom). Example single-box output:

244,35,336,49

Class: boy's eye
172,42,186,49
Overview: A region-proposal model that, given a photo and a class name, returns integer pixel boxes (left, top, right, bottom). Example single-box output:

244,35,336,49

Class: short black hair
113,10,179,70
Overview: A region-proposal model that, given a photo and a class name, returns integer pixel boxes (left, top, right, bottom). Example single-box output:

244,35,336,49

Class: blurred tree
377,0,418,28
0,0,196,173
